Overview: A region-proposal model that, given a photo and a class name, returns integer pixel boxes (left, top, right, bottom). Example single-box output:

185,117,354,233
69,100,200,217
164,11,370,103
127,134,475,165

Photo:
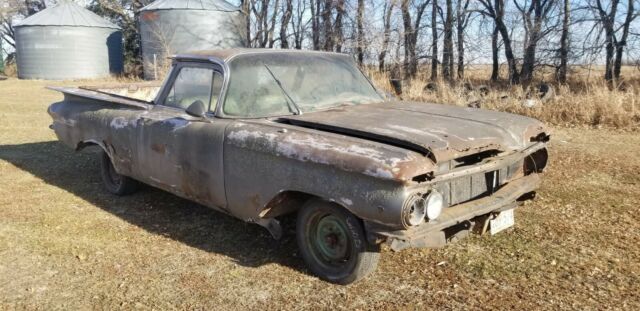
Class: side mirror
186,100,206,117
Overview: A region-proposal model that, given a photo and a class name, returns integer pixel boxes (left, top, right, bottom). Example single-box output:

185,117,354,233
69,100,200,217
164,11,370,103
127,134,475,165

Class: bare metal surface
47,50,548,245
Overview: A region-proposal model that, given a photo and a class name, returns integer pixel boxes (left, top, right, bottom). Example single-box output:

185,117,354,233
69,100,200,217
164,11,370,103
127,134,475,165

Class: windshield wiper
263,64,302,115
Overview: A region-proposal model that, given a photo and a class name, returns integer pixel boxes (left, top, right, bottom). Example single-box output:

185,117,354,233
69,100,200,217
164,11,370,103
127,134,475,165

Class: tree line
1,0,639,84
241,0,640,85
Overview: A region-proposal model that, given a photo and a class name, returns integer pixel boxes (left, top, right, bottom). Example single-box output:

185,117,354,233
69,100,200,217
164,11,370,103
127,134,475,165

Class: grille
433,160,523,207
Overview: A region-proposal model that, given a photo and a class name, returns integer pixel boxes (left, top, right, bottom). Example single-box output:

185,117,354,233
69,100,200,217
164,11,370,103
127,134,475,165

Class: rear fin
46,86,150,110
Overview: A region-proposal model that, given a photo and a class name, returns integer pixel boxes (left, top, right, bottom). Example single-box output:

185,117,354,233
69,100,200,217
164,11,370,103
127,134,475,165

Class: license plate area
490,209,515,235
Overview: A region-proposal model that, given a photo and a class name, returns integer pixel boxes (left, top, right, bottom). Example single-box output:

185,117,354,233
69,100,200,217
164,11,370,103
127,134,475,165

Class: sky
3,0,640,66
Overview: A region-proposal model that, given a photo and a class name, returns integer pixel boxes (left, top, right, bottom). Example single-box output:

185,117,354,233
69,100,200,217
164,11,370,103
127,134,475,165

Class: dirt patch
1,79,639,309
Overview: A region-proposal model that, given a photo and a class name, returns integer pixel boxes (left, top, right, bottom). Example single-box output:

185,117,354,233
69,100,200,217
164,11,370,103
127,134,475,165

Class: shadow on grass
0,141,306,272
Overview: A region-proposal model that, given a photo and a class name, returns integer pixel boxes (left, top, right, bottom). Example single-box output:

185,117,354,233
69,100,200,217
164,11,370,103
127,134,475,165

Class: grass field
1,77,639,309
369,66,640,130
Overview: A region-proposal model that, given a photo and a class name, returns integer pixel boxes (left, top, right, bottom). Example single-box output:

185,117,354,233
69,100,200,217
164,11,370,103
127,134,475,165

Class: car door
136,62,230,210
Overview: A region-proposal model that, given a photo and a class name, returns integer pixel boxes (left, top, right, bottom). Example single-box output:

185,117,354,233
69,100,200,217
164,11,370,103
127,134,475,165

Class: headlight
403,194,427,227
403,190,444,227
425,190,444,220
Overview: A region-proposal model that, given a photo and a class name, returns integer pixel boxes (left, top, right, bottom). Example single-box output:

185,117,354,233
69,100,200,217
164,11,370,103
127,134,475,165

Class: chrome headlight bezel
402,190,444,228
402,194,428,227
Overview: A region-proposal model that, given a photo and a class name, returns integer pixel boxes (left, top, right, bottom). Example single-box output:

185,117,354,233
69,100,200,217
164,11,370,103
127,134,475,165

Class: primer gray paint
138,0,246,80
14,1,123,80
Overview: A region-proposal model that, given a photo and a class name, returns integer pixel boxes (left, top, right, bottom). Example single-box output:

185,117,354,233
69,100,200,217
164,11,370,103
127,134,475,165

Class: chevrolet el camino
48,49,549,284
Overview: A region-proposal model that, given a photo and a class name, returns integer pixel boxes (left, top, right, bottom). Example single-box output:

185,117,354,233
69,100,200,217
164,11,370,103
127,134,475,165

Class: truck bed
47,82,161,109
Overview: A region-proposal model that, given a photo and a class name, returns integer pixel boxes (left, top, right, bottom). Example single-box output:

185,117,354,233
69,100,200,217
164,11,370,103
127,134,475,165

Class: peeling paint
341,198,353,206
110,117,135,129
227,126,424,180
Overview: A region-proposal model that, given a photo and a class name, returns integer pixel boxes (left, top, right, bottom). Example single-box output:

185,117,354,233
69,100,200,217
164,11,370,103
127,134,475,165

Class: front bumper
369,173,541,251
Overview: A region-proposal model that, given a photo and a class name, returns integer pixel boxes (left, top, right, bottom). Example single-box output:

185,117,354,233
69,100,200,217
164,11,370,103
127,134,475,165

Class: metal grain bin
139,0,246,80
14,1,123,80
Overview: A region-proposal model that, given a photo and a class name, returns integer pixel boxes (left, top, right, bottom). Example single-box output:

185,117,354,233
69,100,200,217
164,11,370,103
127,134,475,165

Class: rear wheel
100,150,138,195
296,199,380,284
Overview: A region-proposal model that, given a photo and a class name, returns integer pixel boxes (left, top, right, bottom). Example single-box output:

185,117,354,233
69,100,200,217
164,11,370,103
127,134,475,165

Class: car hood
279,101,549,162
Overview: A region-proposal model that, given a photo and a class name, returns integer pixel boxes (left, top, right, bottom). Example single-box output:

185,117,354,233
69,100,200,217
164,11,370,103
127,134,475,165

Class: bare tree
613,0,636,80
490,22,500,81
401,0,431,78
556,0,570,83
249,0,280,48
430,0,438,80
280,0,293,48
356,0,365,64
322,0,334,50
290,0,308,49
378,0,396,72
310,0,321,49
1,0,46,53
268,0,280,48
334,0,345,52
515,0,558,84
241,0,252,45
442,0,454,81
456,0,471,79
478,0,520,83
594,0,620,81
587,0,638,82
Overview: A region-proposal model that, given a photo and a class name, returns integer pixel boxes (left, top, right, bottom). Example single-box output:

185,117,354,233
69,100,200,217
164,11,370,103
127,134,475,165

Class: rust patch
151,143,166,154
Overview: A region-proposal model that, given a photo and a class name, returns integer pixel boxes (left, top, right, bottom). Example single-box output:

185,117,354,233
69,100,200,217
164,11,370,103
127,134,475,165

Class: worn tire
296,199,380,284
100,150,138,196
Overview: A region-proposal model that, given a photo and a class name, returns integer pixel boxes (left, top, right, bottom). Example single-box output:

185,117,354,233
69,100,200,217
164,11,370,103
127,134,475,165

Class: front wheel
100,150,138,196
296,199,380,284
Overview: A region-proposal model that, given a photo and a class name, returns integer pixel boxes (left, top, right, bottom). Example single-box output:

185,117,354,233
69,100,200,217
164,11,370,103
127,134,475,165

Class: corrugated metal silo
14,1,123,80
138,0,247,80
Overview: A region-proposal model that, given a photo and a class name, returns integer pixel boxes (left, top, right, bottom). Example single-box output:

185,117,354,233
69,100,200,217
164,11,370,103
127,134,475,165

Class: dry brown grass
1,77,640,309
369,66,640,130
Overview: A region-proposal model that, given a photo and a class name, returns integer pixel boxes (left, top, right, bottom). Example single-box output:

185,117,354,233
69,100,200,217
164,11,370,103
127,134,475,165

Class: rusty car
47,49,549,284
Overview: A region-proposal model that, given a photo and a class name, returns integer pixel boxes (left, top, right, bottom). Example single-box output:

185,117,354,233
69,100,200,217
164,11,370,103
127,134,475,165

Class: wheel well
259,191,363,223
76,140,107,153
259,191,319,218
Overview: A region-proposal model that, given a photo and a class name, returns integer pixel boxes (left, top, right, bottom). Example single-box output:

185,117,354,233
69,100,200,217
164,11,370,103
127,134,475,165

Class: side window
209,71,224,112
164,67,214,110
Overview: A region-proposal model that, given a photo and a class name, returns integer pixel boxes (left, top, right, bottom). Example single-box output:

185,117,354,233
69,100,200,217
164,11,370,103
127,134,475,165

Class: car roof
172,48,348,63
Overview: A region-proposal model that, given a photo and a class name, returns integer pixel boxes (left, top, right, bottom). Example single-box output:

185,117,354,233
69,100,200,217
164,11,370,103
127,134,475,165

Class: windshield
223,52,383,117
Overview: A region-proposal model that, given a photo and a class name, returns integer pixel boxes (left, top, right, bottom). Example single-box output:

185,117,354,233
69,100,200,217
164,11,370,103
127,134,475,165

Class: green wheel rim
307,213,353,268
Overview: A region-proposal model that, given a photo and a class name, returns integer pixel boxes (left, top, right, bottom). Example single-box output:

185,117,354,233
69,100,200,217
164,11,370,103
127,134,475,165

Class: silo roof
139,0,241,12
15,0,120,29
